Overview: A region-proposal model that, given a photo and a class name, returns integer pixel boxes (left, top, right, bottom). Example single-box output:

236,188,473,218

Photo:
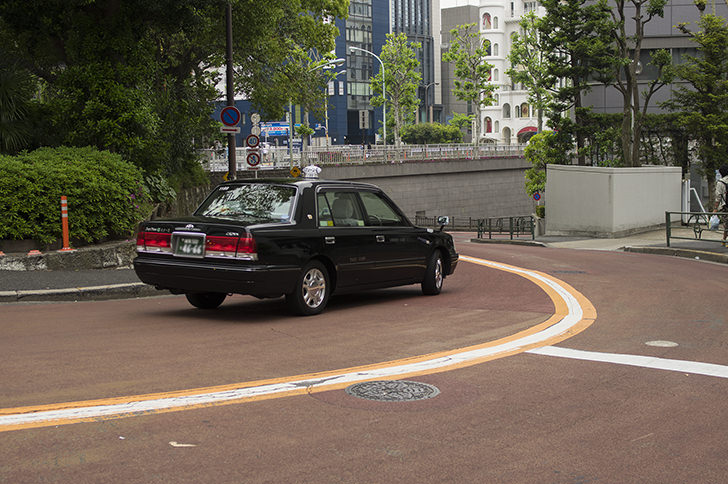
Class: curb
623,246,728,264
0,283,168,303
469,238,547,247
0,241,136,271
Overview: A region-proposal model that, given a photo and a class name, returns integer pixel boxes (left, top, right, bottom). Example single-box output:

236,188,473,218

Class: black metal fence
415,215,535,240
665,211,727,247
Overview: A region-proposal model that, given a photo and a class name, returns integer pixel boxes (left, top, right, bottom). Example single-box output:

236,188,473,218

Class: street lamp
289,58,346,165
424,81,439,123
350,46,386,145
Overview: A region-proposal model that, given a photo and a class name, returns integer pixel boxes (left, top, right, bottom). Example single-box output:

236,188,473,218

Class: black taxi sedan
133,177,458,315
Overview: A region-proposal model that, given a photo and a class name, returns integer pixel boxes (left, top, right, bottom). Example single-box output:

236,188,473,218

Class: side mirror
436,215,450,231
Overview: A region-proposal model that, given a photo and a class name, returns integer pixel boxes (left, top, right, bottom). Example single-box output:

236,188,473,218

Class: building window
493,17,499,29
493,43,499,56
484,39,491,56
515,105,521,118
495,121,500,132
485,117,493,133
503,103,511,118
483,13,492,29
521,103,529,117
494,68,499,81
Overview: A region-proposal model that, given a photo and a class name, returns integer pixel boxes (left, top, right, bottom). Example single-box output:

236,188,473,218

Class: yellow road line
0,255,596,432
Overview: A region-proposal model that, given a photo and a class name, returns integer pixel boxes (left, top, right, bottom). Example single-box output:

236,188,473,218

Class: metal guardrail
199,143,527,172
415,214,535,240
665,211,727,247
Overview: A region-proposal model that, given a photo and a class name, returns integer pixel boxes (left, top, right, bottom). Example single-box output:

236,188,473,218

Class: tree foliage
369,32,422,148
0,0,347,181
507,12,553,133
442,23,495,146
664,13,728,207
538,0,615,164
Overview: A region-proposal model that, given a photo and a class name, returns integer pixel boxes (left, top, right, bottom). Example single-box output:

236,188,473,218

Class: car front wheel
185,292,227,309
286,261,330,316
421,251,444,295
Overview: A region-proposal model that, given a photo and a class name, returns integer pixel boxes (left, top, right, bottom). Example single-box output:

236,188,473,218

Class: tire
185,292,227,309
286,261,330,316
421,251,444,296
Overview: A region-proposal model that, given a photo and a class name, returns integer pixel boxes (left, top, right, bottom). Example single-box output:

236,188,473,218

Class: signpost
246,133,261,173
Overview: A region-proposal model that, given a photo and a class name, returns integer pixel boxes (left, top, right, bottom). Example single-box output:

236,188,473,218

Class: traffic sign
533,192,541,201
220,106,241,127
246,134,260,148
247,152,261,167
250,112,260,124
220,126,240,134
290,166,301,178
251,126,261,136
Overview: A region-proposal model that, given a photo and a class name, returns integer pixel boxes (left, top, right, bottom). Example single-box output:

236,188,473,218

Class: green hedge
0,147,151,245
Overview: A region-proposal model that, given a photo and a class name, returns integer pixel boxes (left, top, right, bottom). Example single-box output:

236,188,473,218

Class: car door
316,189,375,289
357,189,430,284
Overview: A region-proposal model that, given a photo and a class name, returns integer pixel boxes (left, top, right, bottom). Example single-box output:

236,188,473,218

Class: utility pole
225,1,236,180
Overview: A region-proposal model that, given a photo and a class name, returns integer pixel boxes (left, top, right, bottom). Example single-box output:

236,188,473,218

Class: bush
0,146,151,244
401,123,463,144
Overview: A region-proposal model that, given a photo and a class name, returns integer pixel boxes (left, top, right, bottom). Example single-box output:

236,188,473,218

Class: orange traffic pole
59,196,73,252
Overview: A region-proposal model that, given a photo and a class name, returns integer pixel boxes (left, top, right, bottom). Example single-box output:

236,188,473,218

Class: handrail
199,143,527,172
665,211,727,247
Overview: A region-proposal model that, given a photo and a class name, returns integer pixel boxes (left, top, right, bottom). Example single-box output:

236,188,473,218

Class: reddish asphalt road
2,240,728,483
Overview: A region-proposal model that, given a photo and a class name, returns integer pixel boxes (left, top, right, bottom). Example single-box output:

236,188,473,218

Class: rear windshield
195,184,297,223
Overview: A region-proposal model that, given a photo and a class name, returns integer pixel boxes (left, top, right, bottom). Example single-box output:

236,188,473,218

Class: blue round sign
533,192,541,201
220,106,241,127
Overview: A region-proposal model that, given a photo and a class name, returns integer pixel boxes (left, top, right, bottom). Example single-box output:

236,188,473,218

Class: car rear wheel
185,292,227,309
421,251,444,295
286,261,330,316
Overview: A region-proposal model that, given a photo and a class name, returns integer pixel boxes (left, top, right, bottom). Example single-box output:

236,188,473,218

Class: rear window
195,184,297,223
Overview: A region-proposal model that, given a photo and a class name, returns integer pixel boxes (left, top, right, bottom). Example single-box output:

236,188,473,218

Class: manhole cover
345,380,440,402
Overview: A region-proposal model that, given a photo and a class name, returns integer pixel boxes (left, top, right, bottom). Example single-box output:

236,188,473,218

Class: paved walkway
0,226,726,302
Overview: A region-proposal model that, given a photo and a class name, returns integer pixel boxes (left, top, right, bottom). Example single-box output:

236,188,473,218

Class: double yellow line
0,256,596,433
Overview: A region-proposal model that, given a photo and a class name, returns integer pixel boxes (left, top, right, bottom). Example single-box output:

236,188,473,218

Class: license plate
173,232,205,258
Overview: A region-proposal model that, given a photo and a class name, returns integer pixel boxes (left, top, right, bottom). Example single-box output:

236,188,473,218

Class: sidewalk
1,227,726,303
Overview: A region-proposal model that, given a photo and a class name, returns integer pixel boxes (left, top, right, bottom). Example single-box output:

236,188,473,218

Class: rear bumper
133,256,299,296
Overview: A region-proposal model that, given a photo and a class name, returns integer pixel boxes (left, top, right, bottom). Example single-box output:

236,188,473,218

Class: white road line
528,346,728,379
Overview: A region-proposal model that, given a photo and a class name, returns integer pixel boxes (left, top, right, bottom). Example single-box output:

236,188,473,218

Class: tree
0,65,33,154
507,12,553,133
369,32,422,148
0,0,347,180
610,0,673,166
538,0,615,164
442,23,496,146
664,13,728,208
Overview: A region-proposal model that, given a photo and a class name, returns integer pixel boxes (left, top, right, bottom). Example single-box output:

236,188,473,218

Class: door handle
325,236,336,244
376,235,386,243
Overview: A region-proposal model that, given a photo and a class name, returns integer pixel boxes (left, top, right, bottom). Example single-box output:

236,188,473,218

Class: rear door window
317,191,366,227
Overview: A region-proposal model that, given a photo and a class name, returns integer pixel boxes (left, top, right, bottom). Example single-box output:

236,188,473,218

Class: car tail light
236,236,257,260
136,231,172,253
205,235,258,260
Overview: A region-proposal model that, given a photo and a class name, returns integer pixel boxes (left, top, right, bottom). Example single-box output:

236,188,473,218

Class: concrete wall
545,165,682,237
321,157,533,219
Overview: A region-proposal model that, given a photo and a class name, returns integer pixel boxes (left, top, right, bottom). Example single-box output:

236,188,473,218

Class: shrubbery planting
0,146,151,245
